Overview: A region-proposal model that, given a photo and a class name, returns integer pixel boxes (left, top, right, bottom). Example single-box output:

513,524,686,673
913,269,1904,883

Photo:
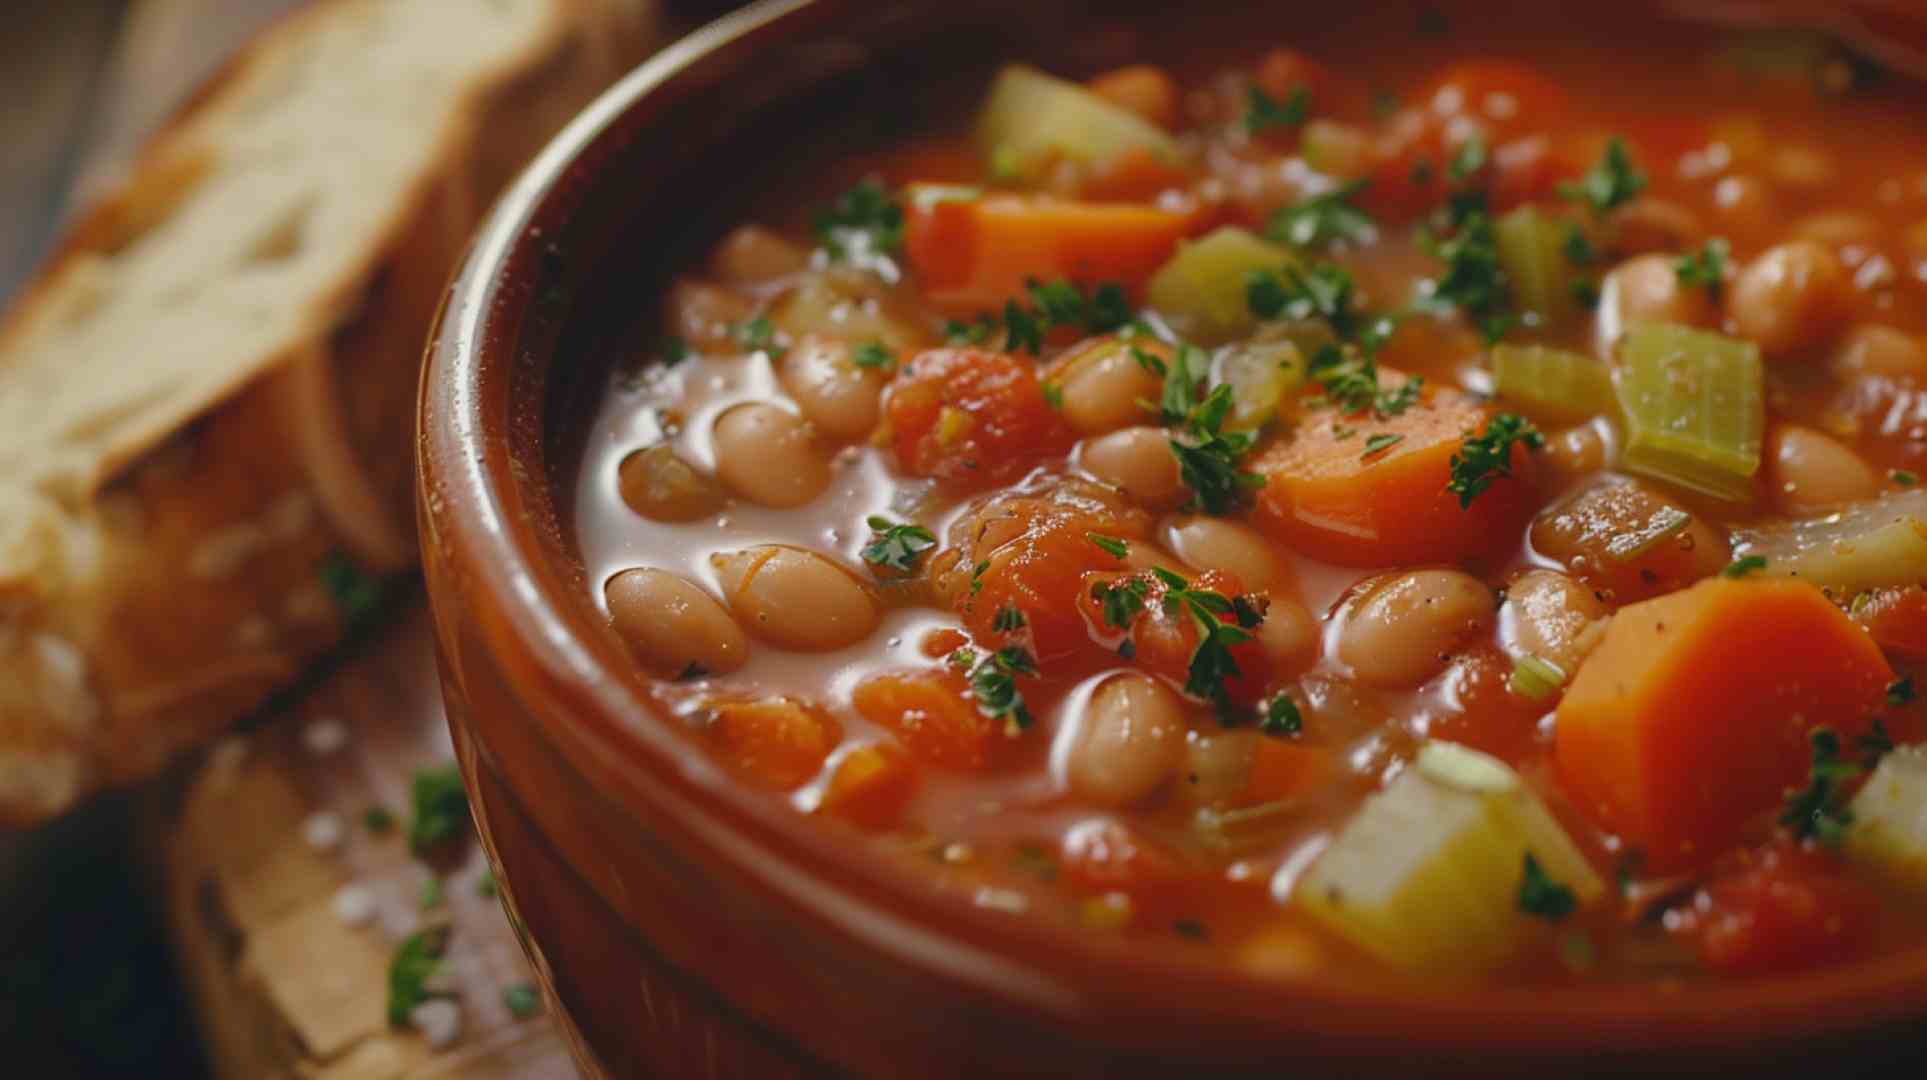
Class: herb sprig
964,646,1040,735
1266,180,1375,250
1560,138,1647,216
1518,853,1578,921
813,180,904,260
1446,413,1543,507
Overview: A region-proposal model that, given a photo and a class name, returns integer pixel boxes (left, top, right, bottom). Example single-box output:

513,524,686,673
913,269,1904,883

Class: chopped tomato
1856,586,1927,661
852,668,1006,771
707,698,841,791
886,349,1075,492
821,742,919,830
1075,568,1272,708
1236,738,1334,807
1677,845,1879,975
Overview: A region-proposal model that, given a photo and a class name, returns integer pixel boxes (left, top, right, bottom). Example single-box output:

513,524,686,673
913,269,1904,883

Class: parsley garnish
1170,385,1265,514
1042,382,1064,410
992,604,1027,633
1244,85,1309,133
1261,694,1304,735
1448,133,1488,183
1893,469,1919,487
318,550,384,633
1890,677,1916,707
944,315,996,346
1266,180,1375,250
813,179,904,260
1362,432,1404,458
476,869,497,898
657,335,690,367
1675,237,1730,297
1087,533,1130,559
363,805,395,834
851,341,898,372
503,983,542,1019
1422,209,1508,329
1446,413,1543,508
967,646,1038,734
387,926,453,1026
419,876,444,911
1094,576,1150,631
1149,344,1212,424
1150,566,1263,703
1781,728,1867,846
969,559,990,596
1721,554,1768,579
1003,299,1044,354
1518,853,1578,921
1246,263,1361,338
1562,223,1596,266
734,316,786,359
408,764,470,856
1560,137,1647,215
1306,343,1421,419
861,516,937,573
977,278,1137,355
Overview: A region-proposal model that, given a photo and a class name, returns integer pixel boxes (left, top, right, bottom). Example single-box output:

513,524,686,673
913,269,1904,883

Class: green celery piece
1613,322,1764,502
1494,206,1580,323
1214,339,1306,431
1847,746,1927,890
1490,343,1615,424
1146,226,1296,344
976,65,1179,183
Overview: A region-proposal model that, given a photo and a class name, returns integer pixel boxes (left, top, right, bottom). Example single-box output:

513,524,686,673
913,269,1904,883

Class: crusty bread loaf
0,0,652,824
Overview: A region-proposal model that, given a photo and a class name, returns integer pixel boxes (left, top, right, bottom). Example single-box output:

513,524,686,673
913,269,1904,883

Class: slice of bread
0,0,652,823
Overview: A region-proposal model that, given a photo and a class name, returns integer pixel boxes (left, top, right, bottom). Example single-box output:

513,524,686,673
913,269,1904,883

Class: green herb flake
992,604,1027,633
1560,137,1647,215
1003,299,1044,355
944,315,997,346
1446,413,1544,508
969,559,990,596
812,179,904,260
1261,695,1304,736
851,341,898,372
1095,577,1149,631
1890,677,1916,707
386,926,453,1027
1244,85,1310,134
657,335,690,367
1891,469,1918,487
1087,533,1130,559
1562,224,1596,266
1361,432,1404,458
363,805,396,834
419,876,444,911
1042,382,1064,410
1518,853,1578,921
1151,567,1261,704
503,983,542,1019
1173,918,1211,940
734,316,786,359
476,869,498,899
1781,728,1864,846
1674,237,1730,297
318,551,385,632
1448,134,1488,183
408,764,471,856
1721,555,1768,579
1266,180,1376,250
861,516,938,573
967,647,1039,735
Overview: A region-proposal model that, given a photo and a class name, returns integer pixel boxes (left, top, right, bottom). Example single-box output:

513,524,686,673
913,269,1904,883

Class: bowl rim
419,0,1927,1059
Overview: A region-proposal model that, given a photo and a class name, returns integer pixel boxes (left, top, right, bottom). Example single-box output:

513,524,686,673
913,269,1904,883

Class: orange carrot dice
1555,578,1894,869
821,742,919,831
886,348,1075,492
708,697,842,791
852,668,1006,772
1237,738,1333,807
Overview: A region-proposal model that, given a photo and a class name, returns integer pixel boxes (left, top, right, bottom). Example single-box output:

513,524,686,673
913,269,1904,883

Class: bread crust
0,0,653,824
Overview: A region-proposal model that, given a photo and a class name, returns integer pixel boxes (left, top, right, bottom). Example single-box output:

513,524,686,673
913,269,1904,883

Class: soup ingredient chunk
1732,489,1927,595
1337,569,1495,688
778,336,888,443
1846,746,1927,888
707,697,841,790
854,666,1013,771
711,546,879,651
1530,477,1728,603
1554,576,1894,869
974,64,1179,183
1676,846,1878,975
1612,322,1764,502
887,348,1076,491
1296,741,1603,972
820,742,920,830
605,568,748,678
1064,673,1188,808
1730,241,1850,359
711,403,832,508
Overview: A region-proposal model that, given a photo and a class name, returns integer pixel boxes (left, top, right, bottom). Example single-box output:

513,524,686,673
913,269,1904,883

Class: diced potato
977,65,1180,183
1734,489,1927,596
1145,227,1295,344
1296,742,1603,972
1847,746,1927,889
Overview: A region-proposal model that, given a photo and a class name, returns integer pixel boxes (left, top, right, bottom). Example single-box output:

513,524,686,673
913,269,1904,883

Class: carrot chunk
1555,578,1895,869
821,742,919,830
1237,738,1333,806
708,697,842,791
1675,845,1878,975
886,348,1075,492
1075,568,1272,708
1856,585,1927,661
1252,379,1537,566
852,668,1006,771
903,187,1199,315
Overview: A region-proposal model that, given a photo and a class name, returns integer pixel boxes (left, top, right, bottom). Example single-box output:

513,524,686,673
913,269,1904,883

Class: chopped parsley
1246,263,1362,338
1095,576,1150,631
1447,133,1488,183
1307,343,1421,419
967,647,1039,735
503,983,542,1019
992,604,1027,633
1893,469,1920,487
1562,224,1596,266
1042,382,1064,410
476,869,498,899
1266,180,1375,250
1890,677,1916,707
1170,385,1265,514
1518,853,1578,921
656,335,690,367
977,278,1137,355
363,805,396,834
1087,533,1130,559
1150,566,1263,704
1148,344,1212,424
1362,432,1404,458
1781,728,1866,846
1674,237,1730,297
734,316,785,359
1446,413,1543,508
1244,85,1310,133
944,315,997,346
318,551,384,633
419,876,444,911
1003,299,1044,354
969,559,990,596
386,926,453,1027
1421,209,1508,335
861,516,937,573
408,764,471,856
1261,694,1304,736
1173,918,1211,940
1560,137,1647,215
851,341,898,372
1721,554,1768,579
812,179,904,260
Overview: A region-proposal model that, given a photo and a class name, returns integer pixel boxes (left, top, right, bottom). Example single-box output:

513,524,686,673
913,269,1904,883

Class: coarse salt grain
332,884,376,927
303,811,344,851
302,717,349,756
410,999,463,1049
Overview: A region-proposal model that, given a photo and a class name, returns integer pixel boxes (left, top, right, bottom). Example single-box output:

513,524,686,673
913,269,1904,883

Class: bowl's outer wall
418,2,1927,1076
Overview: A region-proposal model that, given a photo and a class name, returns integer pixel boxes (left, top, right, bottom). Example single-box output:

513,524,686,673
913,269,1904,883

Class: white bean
1080,426,1185,509
1499,569,1608,676
1254,596,1319,675
778,336,885,443
606,568,749,677
1766,424,1880,515
1066,674,1187,808
1602,253,1715,331
1830,324,1927,379
1337,570,1493,687
711,546,878,651
1162,516,1288,594
710,225,809,284
666,279,755,354
1731,242,1849,359
1051,339,1162,435
711,403,830,508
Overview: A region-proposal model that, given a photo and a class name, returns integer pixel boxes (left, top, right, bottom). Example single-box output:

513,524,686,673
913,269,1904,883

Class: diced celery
1214,339,1304,431
1733,489,1927,595
976,65,1179,183
1296,742,1604,972
1490,343,1615,424
1145,227,1295,344
1507,655,1567,701
1846,746,1927,889
1495,207,1581,324
1613,322,1764,502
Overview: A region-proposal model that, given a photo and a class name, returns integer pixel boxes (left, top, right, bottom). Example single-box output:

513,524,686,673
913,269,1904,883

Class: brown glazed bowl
418,1,1927,1075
